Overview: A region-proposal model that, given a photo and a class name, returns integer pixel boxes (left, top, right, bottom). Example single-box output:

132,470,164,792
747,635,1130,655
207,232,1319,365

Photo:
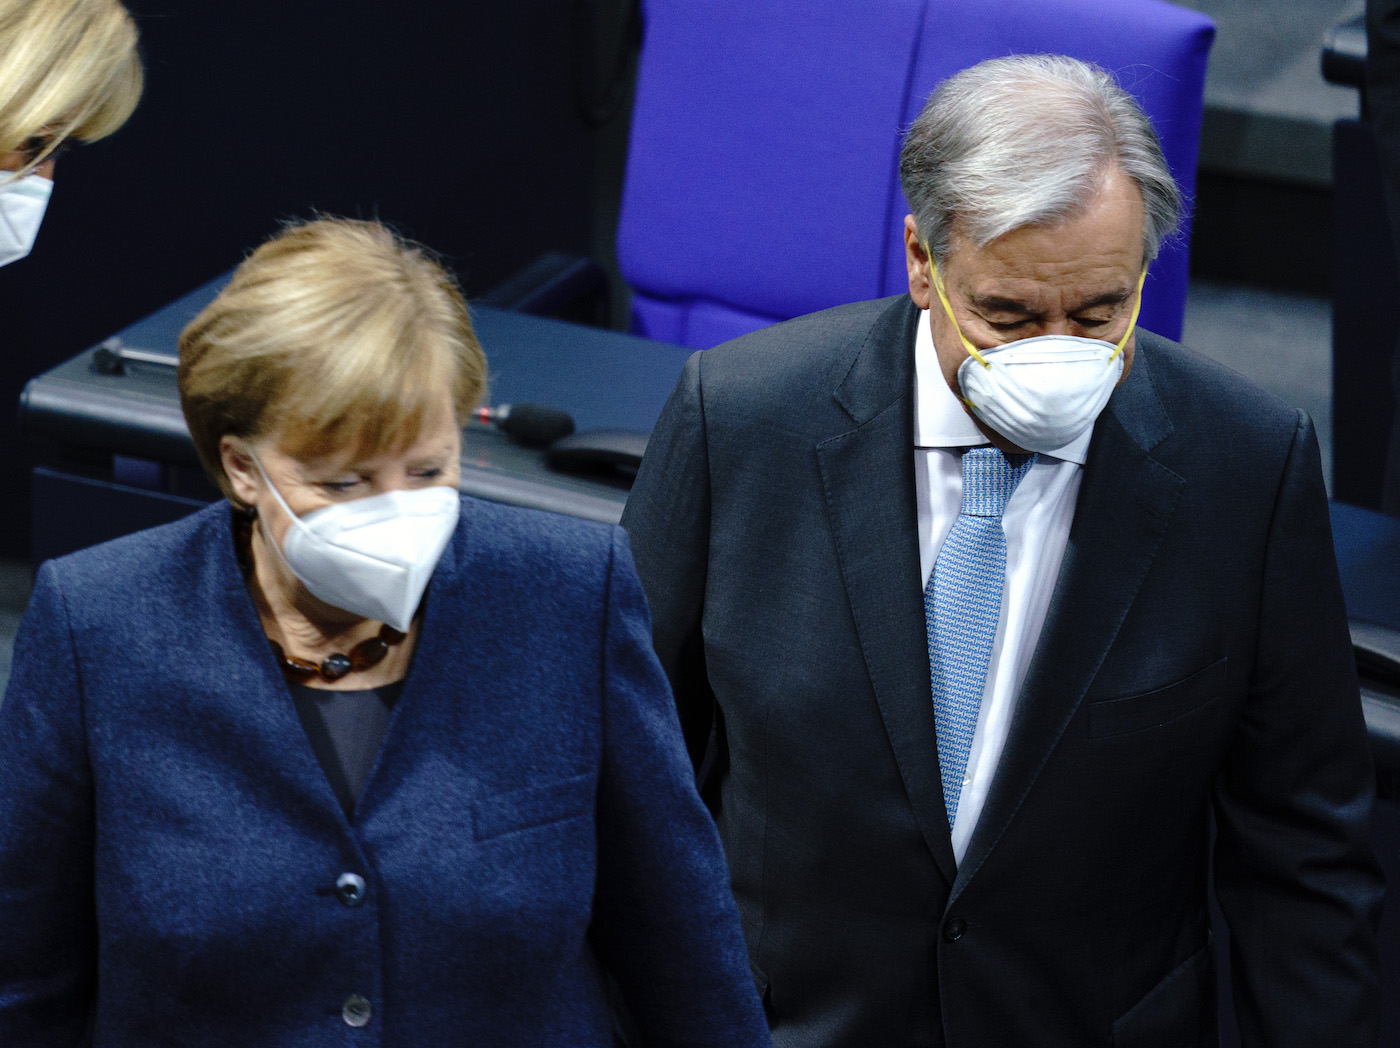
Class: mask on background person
254,456,460,632
929,254,1145,454
0,172,52,268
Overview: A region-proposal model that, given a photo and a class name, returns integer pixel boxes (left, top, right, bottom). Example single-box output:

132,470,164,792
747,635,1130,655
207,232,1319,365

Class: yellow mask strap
1110,267,1148,362
927,247,990,368
926,242,1147,366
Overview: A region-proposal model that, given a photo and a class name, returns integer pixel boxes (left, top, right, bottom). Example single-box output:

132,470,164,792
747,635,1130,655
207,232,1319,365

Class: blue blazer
0,496,769,1047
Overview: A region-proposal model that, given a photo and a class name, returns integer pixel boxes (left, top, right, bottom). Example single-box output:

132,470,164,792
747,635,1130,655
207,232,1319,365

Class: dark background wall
0,0,637,558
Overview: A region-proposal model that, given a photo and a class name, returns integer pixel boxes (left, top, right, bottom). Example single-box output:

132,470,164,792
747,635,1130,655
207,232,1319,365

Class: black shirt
289,679,405,819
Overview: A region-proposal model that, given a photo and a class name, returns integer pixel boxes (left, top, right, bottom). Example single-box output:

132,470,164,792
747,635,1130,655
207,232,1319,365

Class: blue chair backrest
617,0,1215,349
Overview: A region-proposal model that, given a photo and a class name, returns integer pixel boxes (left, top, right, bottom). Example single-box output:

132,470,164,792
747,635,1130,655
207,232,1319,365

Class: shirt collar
912,308,1093,466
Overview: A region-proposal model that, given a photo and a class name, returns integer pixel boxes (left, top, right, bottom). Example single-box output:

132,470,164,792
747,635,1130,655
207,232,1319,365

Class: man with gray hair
622,54,1383,1047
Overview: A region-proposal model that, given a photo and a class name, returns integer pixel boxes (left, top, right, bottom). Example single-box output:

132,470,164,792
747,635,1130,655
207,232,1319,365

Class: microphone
476,402,576,448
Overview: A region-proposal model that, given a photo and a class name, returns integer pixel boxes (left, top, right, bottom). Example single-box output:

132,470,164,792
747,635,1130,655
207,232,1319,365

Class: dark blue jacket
0,496,770,1047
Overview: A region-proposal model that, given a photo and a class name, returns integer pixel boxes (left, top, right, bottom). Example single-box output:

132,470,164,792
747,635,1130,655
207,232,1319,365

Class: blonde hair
0,0,143,171
178,217,487,501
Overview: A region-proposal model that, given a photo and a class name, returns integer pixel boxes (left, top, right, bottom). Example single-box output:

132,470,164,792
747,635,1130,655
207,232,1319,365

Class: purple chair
616,0,1216,349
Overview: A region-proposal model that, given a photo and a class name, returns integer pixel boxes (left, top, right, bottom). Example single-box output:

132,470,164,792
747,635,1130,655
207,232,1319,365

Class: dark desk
21,273,695,561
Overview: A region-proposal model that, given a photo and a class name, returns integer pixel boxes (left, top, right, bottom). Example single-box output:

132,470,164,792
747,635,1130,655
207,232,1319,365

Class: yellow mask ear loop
1109,267,1148,362
926,244,991,368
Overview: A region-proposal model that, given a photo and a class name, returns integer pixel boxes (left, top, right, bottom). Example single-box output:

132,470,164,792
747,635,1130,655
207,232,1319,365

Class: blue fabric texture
926,448,1034,826
0,497,770,1047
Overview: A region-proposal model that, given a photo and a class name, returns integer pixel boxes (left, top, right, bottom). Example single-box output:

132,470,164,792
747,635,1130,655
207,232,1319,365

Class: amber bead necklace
234,508,409,684
267,623,408,684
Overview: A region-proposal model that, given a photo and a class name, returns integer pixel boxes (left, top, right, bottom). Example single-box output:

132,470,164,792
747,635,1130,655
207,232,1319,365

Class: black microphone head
499,402,576,447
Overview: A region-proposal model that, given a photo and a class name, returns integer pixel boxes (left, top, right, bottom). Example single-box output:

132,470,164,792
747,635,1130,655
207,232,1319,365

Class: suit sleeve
1211,411,1385,1047
620,351,716,767
0,561,97,1045
589,528,769,1048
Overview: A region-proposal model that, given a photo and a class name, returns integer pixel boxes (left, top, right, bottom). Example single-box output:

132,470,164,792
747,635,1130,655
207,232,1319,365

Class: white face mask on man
929,255,1145,454
254,455,460,632
0,171,52,268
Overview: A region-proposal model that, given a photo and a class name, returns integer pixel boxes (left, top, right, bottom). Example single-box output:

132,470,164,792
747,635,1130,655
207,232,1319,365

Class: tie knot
959,447,1036,518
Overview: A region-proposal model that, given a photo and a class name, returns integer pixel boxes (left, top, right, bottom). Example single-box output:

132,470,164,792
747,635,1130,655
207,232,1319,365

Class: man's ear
904,216,932,309
219,435,262,507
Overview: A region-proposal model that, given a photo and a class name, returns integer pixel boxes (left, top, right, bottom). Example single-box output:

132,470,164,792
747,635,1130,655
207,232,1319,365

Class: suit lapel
816,297,958,885
336,503,465,822
951,344,1185,898
193,508,366,835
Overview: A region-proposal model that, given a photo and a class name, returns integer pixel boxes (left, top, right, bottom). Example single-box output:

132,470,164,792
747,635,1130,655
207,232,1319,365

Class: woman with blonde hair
0,216,770,1046
0,0,142,265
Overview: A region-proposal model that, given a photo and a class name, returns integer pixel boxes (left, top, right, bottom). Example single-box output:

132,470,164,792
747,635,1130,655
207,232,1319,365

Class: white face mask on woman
254,456,460,632
929,256,1145,454
0,172,52,268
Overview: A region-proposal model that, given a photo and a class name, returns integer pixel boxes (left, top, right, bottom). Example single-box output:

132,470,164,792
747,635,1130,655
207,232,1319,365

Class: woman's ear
219,435,262,507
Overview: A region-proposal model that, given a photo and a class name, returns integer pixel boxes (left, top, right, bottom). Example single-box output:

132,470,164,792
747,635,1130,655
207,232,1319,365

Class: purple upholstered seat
616,0,1215,349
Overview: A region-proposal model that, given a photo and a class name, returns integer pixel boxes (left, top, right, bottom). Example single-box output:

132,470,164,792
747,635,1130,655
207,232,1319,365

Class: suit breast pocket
1087,657,1229,739
472,773,595,841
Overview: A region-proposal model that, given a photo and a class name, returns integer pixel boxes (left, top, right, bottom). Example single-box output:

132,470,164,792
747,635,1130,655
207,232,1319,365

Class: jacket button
336,872,367,907
342,994,372,1027
943,917,967,942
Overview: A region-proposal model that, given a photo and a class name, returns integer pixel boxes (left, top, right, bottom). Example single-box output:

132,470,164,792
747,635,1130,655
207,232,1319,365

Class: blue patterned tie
926,446,1036,828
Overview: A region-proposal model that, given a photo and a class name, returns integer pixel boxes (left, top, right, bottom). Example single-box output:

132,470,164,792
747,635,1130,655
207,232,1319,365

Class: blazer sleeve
619,352,716,768
0,561,97,1044
1211,411,1385,1047
589,528,769,1048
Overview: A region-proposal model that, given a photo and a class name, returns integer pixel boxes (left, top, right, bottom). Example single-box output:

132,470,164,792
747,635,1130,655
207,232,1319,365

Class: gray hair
899,54,1181,266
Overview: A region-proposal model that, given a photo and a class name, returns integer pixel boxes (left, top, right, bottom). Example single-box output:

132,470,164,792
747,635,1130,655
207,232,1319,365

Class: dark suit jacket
0,497,770,1047
621,294,1385,1048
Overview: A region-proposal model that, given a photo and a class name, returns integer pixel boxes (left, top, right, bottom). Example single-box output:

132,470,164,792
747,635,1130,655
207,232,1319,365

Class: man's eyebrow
970,294,1038,316
969,289,1132,316
1068,289,1132,312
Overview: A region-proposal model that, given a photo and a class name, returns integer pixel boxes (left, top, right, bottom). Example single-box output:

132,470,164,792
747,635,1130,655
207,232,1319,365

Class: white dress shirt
912,311,1090,864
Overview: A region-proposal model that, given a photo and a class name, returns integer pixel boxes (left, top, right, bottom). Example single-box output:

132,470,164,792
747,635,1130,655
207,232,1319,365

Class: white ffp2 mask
256,458,460,632
0,173,52,267
929,255,1145,455
956,336,1123,454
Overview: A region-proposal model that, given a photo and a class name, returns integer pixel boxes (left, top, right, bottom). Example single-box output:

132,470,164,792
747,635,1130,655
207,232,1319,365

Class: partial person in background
0,0,142,267
0,217,769,1046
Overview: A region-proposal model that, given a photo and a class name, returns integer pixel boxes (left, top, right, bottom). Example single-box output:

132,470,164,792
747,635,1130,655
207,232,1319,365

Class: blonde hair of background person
0,0,142,174
178,216,487,508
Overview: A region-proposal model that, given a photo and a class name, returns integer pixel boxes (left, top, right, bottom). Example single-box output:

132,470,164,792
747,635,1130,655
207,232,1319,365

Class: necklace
269,623,407,684
232,506,410,684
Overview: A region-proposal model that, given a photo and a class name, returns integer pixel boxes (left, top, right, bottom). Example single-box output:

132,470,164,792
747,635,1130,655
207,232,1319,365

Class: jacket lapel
950,342,1185,898
816,297,958,886
333,503,466,822
196,507,366,834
